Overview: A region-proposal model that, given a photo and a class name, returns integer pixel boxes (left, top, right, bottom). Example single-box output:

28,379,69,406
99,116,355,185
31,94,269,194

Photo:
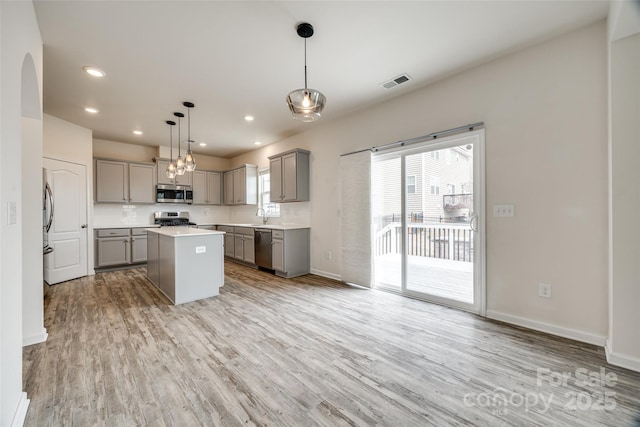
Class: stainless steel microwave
156,184,193,204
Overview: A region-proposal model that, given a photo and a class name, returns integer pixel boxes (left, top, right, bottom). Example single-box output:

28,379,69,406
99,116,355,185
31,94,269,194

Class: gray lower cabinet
131,228,148,263
97,235,130,267
233,227,255,264
95,228,149,268
271,228,310,278
217,226,235,258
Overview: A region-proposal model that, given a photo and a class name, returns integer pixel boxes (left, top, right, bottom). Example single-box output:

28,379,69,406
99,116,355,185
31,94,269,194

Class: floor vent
381,74,411,89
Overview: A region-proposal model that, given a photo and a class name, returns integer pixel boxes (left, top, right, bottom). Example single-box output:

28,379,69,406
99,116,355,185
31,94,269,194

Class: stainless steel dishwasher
254,229,273,269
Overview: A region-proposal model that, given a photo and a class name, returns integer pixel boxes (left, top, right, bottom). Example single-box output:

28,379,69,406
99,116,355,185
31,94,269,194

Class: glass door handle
470,214,478,232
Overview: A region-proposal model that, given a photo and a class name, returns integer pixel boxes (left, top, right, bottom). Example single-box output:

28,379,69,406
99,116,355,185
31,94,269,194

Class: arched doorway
21,53,47,345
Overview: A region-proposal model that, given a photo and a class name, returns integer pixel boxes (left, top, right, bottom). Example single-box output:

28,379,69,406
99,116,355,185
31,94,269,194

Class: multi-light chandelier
166,101,197,178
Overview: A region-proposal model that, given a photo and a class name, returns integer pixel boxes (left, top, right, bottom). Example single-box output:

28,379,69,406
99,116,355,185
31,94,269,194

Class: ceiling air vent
381,74,411,89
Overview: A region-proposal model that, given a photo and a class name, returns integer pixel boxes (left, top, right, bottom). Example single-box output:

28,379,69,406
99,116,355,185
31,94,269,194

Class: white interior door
44,158,88,285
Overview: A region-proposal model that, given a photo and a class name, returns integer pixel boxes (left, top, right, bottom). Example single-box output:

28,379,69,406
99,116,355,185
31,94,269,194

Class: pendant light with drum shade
183,101,196,171
286,23,326,122
173,111,186,175
165,120,177,179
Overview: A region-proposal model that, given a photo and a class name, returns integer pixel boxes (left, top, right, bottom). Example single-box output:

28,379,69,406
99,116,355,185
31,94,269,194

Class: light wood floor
24,262,640,426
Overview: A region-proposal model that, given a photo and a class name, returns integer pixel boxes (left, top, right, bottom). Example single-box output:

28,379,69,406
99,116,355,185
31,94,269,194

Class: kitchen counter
147,227,224,237
94,224,160,229
146,228,224,304
210,223,310,230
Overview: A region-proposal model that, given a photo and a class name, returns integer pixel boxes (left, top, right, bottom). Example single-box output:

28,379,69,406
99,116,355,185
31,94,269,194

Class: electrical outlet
327,250,333,260
493,204,515,217
539,283,552,298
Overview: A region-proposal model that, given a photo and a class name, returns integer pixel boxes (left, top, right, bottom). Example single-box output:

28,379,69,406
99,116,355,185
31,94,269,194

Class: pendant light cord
177,117,181,156
187,108,191,151
304,38,308,90
169,123,173,160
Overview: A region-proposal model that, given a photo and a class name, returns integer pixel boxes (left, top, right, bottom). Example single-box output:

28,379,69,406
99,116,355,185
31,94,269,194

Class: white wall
231,22,609,343
608,1,640,371
0,1,43,425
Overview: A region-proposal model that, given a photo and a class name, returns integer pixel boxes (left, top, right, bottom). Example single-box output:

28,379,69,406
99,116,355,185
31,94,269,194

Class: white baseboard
310,268,342,282
486,310,607,346
11,392,29,427
605,338,640,372
23,328,48,347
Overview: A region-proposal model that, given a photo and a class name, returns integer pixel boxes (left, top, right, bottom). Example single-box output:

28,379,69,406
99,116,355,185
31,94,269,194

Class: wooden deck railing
374,223,473,262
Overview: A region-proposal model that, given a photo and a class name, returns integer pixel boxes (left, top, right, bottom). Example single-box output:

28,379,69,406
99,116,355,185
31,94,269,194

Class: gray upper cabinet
129,163,155,203
193,170,222,205
269,149,310,202
95,159,155,204
223,165,258,205
155,158,193,186
96,159,128,203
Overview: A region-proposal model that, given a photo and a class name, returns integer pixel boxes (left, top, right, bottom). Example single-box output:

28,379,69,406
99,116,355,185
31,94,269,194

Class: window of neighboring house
407,175,416,194
430,151,440,160
445,149,452,165
259,169,280,217
447,183,455,195
430,176,440,195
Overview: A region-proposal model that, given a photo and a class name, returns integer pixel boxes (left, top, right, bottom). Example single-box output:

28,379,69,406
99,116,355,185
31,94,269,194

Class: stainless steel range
153,211,197,227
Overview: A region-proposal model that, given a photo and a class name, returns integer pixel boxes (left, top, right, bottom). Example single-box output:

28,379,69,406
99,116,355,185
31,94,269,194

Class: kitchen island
146,227,225,305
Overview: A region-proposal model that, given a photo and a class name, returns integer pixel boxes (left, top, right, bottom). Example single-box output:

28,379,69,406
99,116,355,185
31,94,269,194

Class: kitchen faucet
256,207,268,225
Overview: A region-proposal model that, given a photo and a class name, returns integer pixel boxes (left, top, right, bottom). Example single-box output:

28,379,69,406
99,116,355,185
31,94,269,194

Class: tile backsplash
93,202,311,227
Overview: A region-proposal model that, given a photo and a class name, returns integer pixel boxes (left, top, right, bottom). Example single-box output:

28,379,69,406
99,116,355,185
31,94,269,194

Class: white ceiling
34,0,609,158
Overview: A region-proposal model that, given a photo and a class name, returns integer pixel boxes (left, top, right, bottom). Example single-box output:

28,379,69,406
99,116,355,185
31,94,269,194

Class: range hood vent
381,73,411,89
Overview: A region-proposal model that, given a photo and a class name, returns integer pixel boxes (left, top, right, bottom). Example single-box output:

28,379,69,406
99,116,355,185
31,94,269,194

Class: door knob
81,224,88,229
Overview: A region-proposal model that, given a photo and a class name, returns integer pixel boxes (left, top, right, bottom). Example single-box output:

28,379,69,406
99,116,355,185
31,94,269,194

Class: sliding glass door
372,130,485,314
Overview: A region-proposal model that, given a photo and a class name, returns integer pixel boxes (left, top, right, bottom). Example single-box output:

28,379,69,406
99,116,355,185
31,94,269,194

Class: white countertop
94,224,160,230
146,228,225,237
212,223,310,230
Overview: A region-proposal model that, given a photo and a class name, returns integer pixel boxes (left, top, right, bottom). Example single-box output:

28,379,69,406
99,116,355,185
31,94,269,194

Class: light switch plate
493,204,515,217
7,201,16,225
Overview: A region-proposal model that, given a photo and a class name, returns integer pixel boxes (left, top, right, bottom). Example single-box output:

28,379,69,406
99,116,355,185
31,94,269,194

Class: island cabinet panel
146,228,224,305
147,232,159,285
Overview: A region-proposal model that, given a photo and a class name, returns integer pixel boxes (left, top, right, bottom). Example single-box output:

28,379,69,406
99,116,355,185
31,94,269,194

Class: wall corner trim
486,310,607,347
605,341,640,373
10,392,30,427
22,328,48,347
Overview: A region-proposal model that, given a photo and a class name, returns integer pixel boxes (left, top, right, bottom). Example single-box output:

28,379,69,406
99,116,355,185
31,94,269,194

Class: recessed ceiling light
133,130,143,136
83,66,106,78
254,141,262,145
84,107,99,114
244,115,254,122
199,142,207,147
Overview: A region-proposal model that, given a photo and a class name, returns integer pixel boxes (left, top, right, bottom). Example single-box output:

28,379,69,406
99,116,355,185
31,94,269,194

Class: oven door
156,184,188,204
